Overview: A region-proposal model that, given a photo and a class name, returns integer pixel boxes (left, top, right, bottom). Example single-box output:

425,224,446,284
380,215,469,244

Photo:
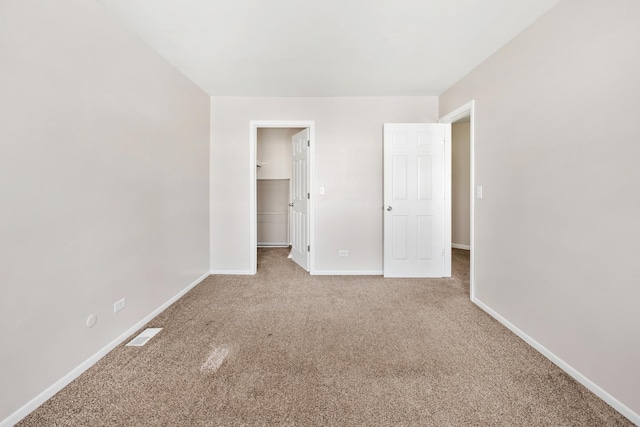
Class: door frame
440,100,475,300
249,120,315,275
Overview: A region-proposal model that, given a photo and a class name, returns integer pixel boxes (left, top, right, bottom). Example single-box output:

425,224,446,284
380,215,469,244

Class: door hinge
307,192,310,199
307,140,310,147
441,249,445,256
308,245,310,252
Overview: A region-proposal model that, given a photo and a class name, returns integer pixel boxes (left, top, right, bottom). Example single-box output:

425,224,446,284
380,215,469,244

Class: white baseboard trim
1,271,210,427
257,243,289,247
452,243,471,250
210,269,253,275
472,297,639,425
311,270,384,276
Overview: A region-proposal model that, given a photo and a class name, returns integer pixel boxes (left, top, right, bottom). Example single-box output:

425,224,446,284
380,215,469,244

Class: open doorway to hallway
441,101,475,299
451,116,471,296
451,116,471,252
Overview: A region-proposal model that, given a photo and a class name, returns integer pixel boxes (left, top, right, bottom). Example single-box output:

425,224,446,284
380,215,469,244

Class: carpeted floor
19,248,631,426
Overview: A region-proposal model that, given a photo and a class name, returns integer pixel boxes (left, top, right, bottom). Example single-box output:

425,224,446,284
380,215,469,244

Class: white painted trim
312,270,384,276
472,297,639,425
1,272,210,427
440,101,475,124
440,100,475,301
443,123,452,277
249,123,257,275
308,125,316,274
250,121,316,275
452,243,471,250
210,270,253,275
257,243,289,247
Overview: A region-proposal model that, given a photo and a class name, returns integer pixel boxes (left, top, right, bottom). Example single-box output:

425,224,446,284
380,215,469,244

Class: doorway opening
440,101,475,300
256,128,299,249
250,121,315,275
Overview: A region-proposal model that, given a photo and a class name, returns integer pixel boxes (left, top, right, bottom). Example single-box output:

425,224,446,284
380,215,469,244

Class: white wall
440,0,640,420
0,0,210,423
452,122,471,248
210,97,438,273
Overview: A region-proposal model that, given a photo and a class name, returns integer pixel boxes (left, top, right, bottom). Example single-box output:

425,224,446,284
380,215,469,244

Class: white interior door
291,128,309,271
384,123,448,277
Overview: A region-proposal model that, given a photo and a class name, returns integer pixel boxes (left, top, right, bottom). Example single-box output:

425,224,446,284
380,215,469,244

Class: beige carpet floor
19,248,631,426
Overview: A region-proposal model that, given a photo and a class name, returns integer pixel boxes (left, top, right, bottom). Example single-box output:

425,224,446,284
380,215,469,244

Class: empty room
1,0,639,425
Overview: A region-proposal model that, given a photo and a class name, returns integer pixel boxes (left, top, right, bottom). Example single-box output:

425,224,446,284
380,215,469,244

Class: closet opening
249,121,316,275
256,128,302,248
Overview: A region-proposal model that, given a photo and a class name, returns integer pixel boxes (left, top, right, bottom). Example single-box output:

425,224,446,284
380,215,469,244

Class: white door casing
291,128,309,271
384,123,449,278
250,121,314,275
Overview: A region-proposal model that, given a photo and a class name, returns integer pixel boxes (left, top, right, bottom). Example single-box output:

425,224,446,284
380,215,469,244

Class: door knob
386,206,393,211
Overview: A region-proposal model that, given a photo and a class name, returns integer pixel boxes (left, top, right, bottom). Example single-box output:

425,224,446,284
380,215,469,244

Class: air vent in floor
126,327,163,347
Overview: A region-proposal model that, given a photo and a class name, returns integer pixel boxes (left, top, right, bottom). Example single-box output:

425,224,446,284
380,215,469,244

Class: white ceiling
98,0,560,96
